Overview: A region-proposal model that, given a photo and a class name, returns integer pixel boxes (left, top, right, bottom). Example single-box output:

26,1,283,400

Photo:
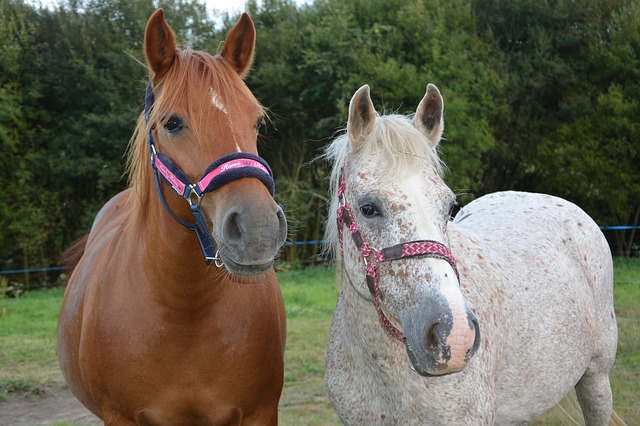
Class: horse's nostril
224,212,242,242
277,208,287,239
426,322,443,350
468,316,481,357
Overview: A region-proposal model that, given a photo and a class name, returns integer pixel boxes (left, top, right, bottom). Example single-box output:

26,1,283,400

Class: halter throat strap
336,167,459,342
144,82,276,264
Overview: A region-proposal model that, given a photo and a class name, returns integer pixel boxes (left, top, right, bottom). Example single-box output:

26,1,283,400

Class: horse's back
452,191,617,422
454,190,614,298
453,191,615,330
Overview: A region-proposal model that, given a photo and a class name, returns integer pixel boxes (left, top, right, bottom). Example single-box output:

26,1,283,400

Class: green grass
0,287,66,399
0,260,638,425
608,257,640,423
277,267,342,425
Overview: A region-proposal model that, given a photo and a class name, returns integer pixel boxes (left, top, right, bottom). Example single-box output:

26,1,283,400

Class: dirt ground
0,388,100,426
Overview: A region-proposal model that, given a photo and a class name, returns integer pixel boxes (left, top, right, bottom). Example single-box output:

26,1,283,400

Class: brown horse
58,9,287,425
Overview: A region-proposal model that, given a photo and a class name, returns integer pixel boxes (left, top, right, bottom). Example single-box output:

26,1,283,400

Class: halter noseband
336,166,459,343
144,82,276,265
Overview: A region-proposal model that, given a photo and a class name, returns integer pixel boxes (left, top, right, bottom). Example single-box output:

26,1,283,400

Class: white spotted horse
323,84,621,425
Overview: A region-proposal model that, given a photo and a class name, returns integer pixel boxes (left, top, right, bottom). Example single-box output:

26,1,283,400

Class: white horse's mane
322,113,445,260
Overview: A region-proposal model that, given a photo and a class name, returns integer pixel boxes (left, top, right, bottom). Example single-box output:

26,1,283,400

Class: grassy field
0,259,638,425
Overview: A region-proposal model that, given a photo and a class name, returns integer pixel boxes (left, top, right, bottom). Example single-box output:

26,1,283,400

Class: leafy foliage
0,0,638,276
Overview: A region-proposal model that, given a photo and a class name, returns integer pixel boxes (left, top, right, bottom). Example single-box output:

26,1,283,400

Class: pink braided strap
366,266,404,342
378,240,459,280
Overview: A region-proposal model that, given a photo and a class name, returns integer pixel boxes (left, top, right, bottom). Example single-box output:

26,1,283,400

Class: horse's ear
145,8,177,84
414,84,444,147
348,85,377,153
220,13,255,79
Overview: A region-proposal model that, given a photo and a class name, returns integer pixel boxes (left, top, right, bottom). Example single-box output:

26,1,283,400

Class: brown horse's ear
145,8,177,83
220,13,256,79
348,85,377,153
414,84,444,147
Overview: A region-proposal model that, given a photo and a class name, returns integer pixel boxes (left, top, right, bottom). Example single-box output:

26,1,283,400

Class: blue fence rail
1,226,637,276
0,240,328,276
0,266,65,276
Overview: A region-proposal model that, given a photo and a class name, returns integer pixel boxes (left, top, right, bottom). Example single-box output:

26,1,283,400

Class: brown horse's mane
60,234,89,274
125,49,264,232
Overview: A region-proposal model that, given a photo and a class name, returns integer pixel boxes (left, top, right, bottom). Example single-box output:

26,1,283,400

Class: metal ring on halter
362,247,379,266
213,251,224,268
187,184,203,207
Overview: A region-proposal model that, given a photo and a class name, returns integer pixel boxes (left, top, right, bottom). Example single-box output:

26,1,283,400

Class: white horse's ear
414,84,444,147
348,85,377,153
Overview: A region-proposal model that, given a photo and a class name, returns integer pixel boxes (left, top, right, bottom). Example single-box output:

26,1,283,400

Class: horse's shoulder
63,189,134,311
88,189,134,240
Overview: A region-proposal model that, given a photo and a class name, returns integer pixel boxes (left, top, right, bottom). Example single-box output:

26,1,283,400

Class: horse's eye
256,116,266,133
448,200,459,220
164,116,184,134
360,204,380,218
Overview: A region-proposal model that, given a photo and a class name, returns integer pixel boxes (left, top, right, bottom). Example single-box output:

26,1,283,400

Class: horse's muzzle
404,306,481,376
217,202,287,276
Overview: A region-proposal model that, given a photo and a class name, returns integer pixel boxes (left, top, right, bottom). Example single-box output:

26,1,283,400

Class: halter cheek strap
336,167,459,342
144,82,276,265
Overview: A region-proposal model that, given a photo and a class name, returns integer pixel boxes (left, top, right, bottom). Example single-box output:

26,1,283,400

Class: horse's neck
135,189,225,308
339,272,407,360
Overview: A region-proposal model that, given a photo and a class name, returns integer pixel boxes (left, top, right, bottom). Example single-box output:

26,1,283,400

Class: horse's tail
609,410,627,426
60,235,89,277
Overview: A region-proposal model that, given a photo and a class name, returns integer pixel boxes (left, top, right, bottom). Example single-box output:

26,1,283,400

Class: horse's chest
328,295,496,425
132,399,244,425
83,299,283,422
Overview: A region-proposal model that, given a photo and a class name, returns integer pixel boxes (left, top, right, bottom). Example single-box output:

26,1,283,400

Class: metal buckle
212,250,224,268
187,184,203,207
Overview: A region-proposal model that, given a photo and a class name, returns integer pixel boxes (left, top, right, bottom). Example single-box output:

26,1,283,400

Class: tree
230,0,506,263
0,0,219,276
474,0,640,235
2,0,638,276
0,0,51,278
